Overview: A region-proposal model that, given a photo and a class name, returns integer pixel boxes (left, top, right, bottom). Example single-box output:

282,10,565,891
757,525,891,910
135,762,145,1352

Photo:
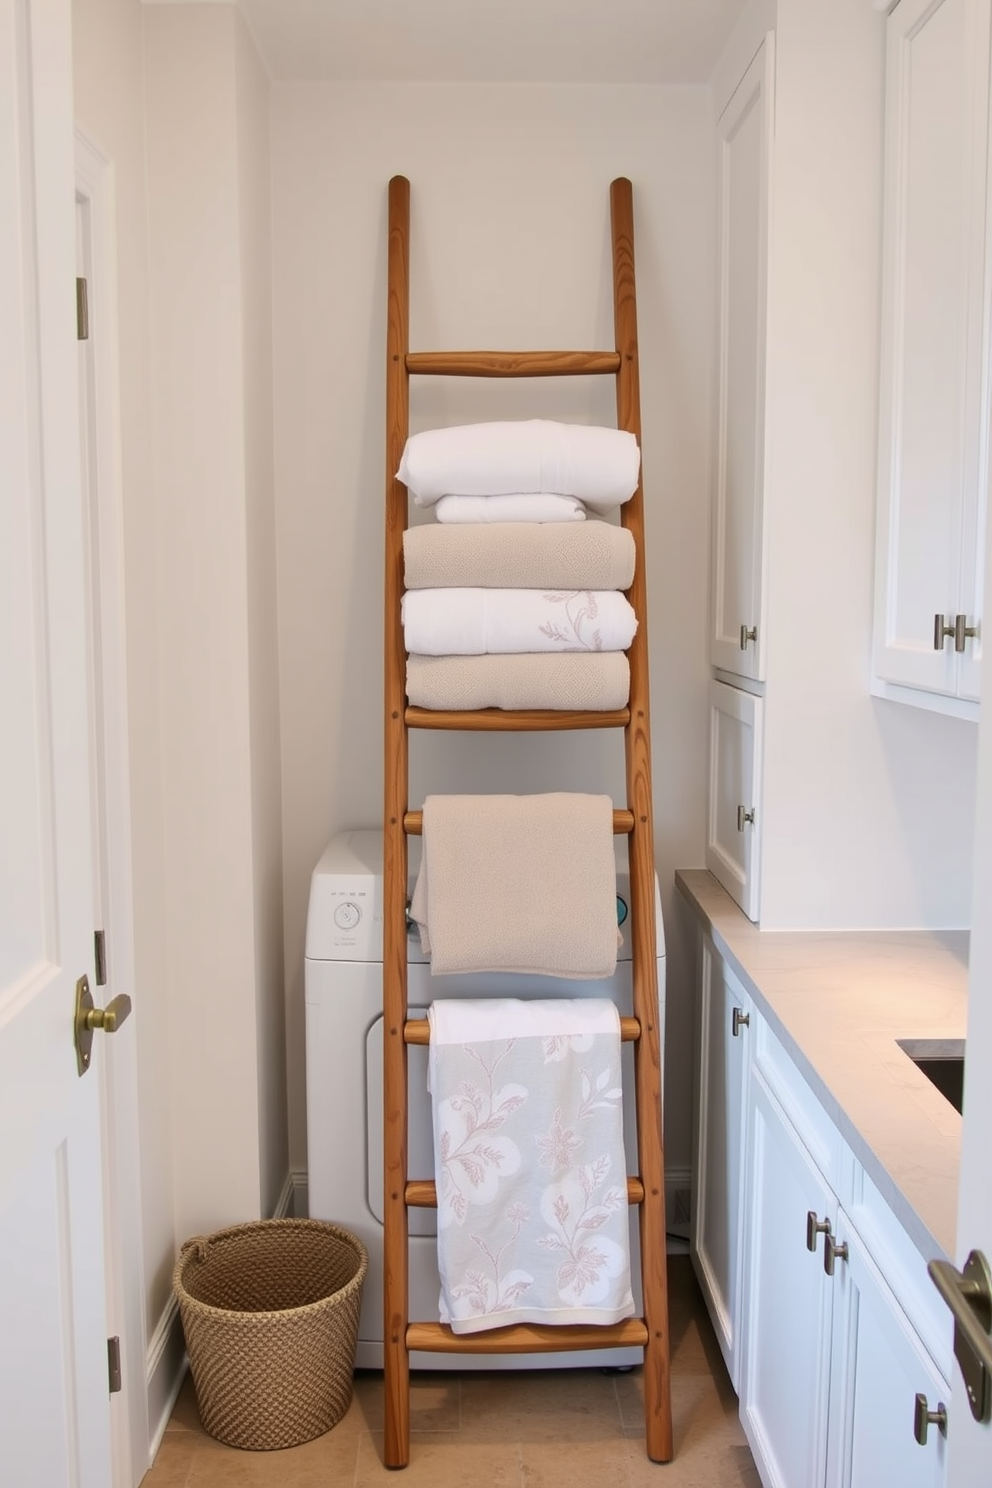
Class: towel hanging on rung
409,793,620,979
427,997,634,1335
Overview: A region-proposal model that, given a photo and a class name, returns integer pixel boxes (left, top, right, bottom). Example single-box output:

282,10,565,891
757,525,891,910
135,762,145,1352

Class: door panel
0,2,111,1484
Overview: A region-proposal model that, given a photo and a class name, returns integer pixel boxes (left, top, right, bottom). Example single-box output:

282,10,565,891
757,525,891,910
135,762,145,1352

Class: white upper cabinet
710,36,774,682
873,0,991,718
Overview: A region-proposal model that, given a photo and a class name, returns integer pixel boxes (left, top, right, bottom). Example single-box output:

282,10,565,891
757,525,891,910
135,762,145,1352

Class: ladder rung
404,1016,640,1045
404,808,634,835
406,1176,645,1208
407,1318,650,1354
405,706,631,732
406,350,622,378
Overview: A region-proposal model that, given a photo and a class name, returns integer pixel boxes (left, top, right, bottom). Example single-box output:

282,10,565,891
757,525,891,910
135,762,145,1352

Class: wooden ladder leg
383,173,412,1470
612,175,674,1463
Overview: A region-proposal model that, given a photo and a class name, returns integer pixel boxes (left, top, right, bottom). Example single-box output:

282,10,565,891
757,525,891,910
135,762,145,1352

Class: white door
710,35,773,683
691,943,751,1390
826,1216,949,1488
0,3,112,1485
739,1068,836,1488
945,443,992,1478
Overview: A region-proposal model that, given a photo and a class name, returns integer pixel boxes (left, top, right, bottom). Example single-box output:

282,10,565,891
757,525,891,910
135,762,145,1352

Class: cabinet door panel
691,944,750,1389
741,1070,834,1488
874,0,990,703
706,680,763,922
826,1219,949,1488
711,36,773,681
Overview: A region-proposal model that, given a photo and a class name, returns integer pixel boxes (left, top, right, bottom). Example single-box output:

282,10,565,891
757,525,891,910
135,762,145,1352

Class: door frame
75,127,150,1488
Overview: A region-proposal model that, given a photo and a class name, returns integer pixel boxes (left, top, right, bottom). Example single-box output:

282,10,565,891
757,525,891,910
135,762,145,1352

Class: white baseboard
291,1167,308,1218
145,1294,186,1463
272,1169,297,1220
665,1165,693,1245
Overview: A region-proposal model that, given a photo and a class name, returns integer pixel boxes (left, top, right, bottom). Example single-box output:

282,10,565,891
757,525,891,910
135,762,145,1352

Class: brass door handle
74,974,132,1076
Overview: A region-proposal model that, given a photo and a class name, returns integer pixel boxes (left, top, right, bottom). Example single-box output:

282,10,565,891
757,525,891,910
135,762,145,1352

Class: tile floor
143,1256,760,1487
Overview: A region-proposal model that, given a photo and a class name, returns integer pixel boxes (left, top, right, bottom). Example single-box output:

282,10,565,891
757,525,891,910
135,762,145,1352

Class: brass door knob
74,975,133,1076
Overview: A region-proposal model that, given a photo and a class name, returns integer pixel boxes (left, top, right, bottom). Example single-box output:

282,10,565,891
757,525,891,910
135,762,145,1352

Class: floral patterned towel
427,998,634,1335
400,587,638,656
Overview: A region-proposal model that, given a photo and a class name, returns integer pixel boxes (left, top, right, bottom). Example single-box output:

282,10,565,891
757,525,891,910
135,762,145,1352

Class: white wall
758,0,978,929
234,5,288,1227
270,81,716,1192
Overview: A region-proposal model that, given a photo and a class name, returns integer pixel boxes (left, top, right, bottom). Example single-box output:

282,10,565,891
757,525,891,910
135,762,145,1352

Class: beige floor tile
520,1436,628,1488
352,1369,461,1432
140,1429,197,1487
356,1429,522,1485
183,1425,361,1486
459,1367,624,1443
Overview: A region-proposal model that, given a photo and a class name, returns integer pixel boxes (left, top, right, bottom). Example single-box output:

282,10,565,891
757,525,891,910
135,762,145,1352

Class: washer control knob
333,901,361,931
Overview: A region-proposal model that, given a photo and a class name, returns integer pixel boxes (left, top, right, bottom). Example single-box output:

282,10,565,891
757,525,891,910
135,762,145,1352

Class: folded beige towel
403,521,635,591
406,653,630,711
410,794,619,978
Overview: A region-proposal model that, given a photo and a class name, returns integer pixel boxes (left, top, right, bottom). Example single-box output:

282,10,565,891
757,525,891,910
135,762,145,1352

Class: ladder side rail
610,175,674,1465
383,172,412,1471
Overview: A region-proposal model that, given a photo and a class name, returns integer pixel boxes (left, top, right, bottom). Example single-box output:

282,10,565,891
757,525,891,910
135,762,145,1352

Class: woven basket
173,1218,368,1451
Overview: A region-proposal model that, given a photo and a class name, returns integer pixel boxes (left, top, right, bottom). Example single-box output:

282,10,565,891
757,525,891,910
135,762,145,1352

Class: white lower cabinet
740,1063,837,1488
692,939,951,1488
826,1216,949,1488
690,943,752,1389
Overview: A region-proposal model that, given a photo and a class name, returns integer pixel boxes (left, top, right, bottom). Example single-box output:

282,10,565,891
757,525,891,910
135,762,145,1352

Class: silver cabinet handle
934,614,955,650
954,614,979,653
824,1233,849,1276
914,1393,947,1446
731,1007,749,1037
737,805,755,831
806,1211,831,1254
740,624,757,650
929,1249,992,1423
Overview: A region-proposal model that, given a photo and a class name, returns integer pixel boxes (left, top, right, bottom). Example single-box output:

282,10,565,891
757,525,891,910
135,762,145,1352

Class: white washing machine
305,827,666,1371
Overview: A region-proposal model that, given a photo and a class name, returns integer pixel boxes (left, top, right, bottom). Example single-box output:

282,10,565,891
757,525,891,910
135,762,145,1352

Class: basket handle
180,1234,210,1263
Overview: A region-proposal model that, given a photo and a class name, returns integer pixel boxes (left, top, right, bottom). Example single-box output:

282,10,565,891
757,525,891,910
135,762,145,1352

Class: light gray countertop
674,869,968,1264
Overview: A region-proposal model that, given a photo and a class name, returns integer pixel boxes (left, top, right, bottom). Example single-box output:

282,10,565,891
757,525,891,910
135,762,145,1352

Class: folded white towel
410,793,620,978
435,495,586,524
399,420,640,516
401,588,637,656
428,997,634,1334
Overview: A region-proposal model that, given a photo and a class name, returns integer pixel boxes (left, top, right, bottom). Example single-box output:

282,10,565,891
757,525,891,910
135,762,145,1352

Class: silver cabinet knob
732,1007,749,1037
740,624,758,650
824,1233,849,1276
934,614,955,650
954,614,979,653
806,1211,831,1254
737,805,755,831
914,1392,948,1446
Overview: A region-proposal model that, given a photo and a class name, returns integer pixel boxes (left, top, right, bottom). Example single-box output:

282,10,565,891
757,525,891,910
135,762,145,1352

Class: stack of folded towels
399,419,641,711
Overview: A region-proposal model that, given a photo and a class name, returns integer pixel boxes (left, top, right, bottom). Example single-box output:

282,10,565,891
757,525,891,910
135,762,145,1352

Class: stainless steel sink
897,1038,965,1114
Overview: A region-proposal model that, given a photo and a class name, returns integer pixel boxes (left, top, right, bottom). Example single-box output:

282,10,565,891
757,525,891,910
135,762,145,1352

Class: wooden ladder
382,174,673,1469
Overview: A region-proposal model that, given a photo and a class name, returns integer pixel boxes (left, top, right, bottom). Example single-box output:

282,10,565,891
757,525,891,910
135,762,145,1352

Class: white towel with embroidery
398,420,640,515
401,588,637,656
435,494,587,524
427,998,634,1335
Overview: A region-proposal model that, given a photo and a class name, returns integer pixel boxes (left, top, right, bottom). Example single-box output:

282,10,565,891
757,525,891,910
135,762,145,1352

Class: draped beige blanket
410,793,620,978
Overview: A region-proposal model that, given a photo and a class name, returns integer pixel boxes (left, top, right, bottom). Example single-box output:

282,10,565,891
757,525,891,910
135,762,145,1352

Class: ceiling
234,0,749,85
